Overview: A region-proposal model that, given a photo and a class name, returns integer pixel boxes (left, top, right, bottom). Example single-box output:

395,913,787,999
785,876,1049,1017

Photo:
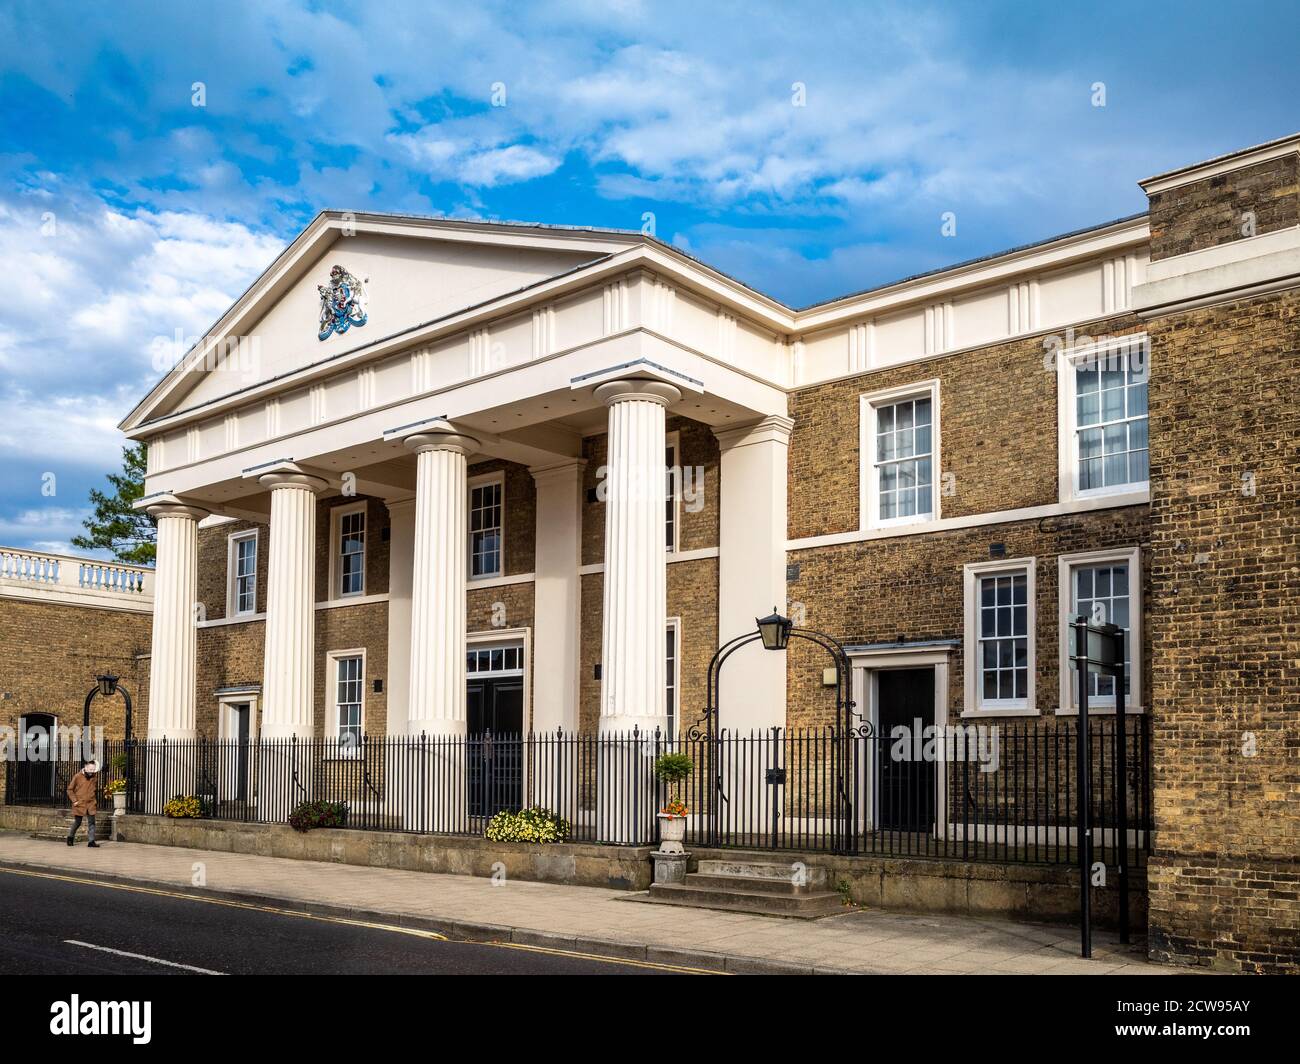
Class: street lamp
84,673,133,739
755,608,793,651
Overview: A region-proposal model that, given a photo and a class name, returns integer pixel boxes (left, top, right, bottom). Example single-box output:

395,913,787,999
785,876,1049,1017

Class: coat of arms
317,265,369,341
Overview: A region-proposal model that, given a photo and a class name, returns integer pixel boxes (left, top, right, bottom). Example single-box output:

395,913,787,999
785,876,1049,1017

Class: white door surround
848,641,954,836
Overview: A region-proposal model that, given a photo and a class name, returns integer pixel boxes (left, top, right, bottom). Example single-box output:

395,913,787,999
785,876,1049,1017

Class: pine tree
71,443,157,565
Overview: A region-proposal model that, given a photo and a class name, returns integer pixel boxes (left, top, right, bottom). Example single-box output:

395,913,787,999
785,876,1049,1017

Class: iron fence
3,717,1151,866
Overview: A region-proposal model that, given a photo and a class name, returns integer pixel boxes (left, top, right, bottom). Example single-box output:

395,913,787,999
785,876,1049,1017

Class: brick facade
1148,154,1299,260
1144,287,1300,973
0,598,150,795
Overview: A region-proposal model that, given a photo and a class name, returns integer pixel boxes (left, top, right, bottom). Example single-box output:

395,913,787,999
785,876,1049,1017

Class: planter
656,812,687,855
112,793,126,816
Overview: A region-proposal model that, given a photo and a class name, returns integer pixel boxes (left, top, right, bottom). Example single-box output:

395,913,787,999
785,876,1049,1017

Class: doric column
595,380,681,732
404,430,478,735
715,415,794,731
145,499,209,739
259,471,327,738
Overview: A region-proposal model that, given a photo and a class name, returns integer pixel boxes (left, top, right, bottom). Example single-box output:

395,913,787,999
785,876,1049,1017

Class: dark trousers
68,814,96,843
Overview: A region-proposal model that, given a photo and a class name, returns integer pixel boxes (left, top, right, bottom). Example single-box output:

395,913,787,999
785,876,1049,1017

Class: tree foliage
71,442,157,565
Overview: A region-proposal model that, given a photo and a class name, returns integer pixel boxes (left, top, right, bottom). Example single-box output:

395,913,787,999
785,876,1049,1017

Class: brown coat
66,772,97,816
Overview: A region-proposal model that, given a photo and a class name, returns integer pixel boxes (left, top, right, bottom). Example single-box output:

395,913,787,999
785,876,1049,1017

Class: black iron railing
2,718,1151,866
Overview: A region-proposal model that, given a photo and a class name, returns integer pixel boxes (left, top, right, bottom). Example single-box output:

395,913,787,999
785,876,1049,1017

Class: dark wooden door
233,703,251,801
14,715,56,803
876,669,936,832
467,678,524,817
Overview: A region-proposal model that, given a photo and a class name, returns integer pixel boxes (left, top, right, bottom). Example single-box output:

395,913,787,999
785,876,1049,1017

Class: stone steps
696,857,829,889
647,857,843,918
28,809,115,843
647,880,844,918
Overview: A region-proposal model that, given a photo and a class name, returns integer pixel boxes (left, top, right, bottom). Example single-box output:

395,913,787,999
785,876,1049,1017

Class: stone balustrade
0,546,153,609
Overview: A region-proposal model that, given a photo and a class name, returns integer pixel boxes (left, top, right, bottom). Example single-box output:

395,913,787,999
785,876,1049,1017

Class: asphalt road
0,866,694,976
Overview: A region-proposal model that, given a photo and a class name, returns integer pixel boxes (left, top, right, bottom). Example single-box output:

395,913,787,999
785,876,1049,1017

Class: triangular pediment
122,213,637,430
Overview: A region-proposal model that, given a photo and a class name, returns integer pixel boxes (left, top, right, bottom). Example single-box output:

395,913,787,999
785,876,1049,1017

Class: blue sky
1,0,1298,555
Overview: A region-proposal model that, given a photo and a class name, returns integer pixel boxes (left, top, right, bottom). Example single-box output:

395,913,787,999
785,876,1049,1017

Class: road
0,866,697,975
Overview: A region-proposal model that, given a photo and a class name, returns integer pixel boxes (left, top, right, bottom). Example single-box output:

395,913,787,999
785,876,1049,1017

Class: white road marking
63,939,226,975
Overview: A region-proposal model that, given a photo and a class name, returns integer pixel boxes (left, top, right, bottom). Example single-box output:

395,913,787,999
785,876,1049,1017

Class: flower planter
112,793,126,816
656,812,687,855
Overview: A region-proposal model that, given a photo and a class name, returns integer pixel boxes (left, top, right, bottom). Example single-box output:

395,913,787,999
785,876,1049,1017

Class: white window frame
1056,333,1150,504
666,616,682,736
329,502,367,600
859,379,941,531
1056,546,1143,715
226,529,258,617
665,430,681,553
962,557,1037,716
326,648,366,753
468,471,505,581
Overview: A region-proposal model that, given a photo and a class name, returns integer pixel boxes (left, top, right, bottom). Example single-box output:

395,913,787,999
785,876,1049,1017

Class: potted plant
107,752,129,816
105,777,127,816
654,752,693,855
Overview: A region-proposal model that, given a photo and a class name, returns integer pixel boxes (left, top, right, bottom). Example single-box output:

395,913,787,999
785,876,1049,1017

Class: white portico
122,213,794,744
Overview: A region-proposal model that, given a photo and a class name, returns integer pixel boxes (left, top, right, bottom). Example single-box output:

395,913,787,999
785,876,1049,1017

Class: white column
530,460,584,734
145,501,208,739
594,380,680,733
384,498,416,735
404,431,478,736
715,416,793,731
259,471,327,739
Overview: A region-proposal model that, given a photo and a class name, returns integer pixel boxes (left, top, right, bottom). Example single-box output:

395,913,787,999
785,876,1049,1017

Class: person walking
66,761,100,848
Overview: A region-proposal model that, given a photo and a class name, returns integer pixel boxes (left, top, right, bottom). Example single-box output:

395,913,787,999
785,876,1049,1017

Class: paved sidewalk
0,831,1175,975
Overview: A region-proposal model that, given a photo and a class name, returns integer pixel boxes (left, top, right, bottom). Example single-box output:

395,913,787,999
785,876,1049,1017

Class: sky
1,0,1298,556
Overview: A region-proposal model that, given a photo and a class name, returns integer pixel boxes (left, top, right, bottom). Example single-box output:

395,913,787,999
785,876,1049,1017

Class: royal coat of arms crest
317,265,369,341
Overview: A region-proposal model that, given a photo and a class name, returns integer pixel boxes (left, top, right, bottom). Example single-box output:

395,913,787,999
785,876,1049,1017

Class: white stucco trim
466,627,532,731
1055,545,1145,716
1055,333,1150,506
327,501,368,601
1139,133,1300,193
787,492,1148,553
849,644,952,835
858,379,942,532
962,557,1037,717
579,546,718,576
325,647,367,749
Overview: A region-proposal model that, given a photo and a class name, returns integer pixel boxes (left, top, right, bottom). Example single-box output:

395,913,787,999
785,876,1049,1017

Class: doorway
14,714,56,804
466,640,526,818
229,702,251,801
875,668,937,833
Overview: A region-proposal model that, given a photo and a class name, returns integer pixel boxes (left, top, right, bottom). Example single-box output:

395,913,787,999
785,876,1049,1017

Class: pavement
0,830,1178,975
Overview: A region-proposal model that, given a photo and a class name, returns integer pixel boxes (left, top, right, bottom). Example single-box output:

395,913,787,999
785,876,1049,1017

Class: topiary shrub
288,799,350,833
484,806,570,844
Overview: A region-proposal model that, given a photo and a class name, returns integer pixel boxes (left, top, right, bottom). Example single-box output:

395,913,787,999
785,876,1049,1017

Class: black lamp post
694,608,860,852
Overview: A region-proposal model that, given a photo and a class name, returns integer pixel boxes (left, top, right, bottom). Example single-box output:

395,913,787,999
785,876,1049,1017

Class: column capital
258,470,330,493
403,431,479,457
593,379,681,409
713,414,795,451
139,493,209,521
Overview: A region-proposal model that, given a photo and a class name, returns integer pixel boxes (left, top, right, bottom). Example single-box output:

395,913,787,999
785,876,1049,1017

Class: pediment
124,213,633,430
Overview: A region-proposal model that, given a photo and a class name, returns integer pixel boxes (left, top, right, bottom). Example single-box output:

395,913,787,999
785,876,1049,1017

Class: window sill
1053,705,1146,716
960,706,1039,718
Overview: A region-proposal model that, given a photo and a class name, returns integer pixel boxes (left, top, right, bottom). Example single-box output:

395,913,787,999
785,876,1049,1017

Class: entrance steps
646,857,843,919
28,808,115,843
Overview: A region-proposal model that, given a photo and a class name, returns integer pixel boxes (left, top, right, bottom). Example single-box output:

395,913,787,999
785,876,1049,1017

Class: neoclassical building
106,131,1298,972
